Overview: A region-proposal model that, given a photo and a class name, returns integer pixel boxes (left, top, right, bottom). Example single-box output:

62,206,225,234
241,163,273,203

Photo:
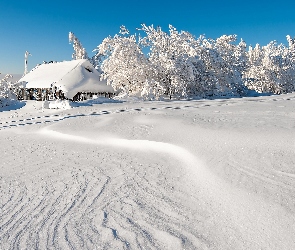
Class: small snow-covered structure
18,59,114,101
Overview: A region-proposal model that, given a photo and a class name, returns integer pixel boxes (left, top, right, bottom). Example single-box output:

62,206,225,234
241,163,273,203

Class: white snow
0,94,295,249
42,100,72,109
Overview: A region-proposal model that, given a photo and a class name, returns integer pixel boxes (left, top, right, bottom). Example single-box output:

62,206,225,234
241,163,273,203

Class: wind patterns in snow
1,95,295,249
0,134,211,249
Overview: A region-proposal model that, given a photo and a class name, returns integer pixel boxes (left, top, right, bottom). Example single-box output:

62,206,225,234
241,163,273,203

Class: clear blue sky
1,0,295,74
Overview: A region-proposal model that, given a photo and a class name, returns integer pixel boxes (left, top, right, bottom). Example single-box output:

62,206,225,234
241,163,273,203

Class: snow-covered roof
18,59,114,99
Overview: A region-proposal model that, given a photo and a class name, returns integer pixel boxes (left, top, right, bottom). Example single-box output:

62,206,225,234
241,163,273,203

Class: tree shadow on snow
185,90,275,102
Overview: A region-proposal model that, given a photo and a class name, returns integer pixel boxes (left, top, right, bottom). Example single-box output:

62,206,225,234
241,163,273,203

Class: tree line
84,24,295,100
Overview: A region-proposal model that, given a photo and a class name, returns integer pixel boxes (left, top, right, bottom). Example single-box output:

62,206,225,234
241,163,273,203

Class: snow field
0,94,295,249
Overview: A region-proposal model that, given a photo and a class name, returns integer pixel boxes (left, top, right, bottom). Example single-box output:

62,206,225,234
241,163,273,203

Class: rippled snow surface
1,94,295,249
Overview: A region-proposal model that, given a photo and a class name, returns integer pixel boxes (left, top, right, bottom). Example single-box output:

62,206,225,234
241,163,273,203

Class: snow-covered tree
0,74,18,107
245,39,295,94
139,24,202,98
69,32,88,60
199,35,248,96
95,26,157,97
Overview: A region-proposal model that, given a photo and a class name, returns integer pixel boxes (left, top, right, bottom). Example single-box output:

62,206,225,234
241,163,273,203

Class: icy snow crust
18,59,114,99
0,94,295,249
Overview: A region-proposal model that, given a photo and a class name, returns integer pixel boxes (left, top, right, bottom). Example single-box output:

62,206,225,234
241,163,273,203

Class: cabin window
84,67,93,73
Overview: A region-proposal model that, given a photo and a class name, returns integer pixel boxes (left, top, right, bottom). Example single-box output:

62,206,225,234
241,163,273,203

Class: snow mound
42,100,72,109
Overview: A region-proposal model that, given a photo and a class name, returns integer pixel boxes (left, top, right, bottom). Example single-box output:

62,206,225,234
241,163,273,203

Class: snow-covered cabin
18,59,114,101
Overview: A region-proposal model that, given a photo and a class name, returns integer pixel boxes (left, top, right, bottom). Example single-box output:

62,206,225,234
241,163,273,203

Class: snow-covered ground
0,94,295,249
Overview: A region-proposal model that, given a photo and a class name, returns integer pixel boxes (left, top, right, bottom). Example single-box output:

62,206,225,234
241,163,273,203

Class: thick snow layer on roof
18,59,114,99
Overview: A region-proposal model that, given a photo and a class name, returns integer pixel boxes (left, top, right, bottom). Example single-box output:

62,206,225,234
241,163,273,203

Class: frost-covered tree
139,24,203,98
198,35,248,96
95,26,158,98
69,32,88,60
0,74,18,107
245,39,295,93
